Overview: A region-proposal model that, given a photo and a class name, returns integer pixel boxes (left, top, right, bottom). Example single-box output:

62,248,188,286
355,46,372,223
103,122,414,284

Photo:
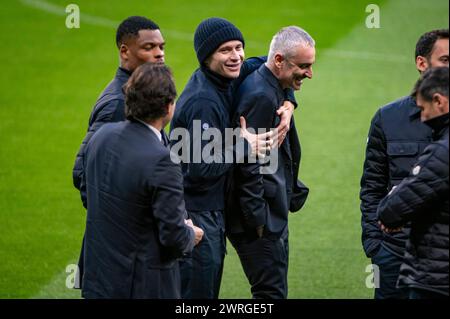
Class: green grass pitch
0,0,448,298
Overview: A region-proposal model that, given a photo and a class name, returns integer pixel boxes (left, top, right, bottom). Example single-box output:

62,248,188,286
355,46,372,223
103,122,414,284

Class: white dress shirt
136,119,162,142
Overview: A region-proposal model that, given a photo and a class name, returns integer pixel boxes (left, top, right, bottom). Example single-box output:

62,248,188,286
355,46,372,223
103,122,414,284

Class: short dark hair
116,16,160,49
124,63,177,122
411,67,449,101
415,29,449,59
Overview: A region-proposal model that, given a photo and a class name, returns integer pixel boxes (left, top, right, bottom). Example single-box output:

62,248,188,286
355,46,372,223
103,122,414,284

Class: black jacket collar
258,64,284,93
424,113,449,140
201,65,233,91
118,67,132,77
408,96,422,119
116,67,131,96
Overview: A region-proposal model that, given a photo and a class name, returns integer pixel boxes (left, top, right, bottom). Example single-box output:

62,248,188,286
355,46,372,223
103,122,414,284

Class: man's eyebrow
140,41,165,46
219,44,241,50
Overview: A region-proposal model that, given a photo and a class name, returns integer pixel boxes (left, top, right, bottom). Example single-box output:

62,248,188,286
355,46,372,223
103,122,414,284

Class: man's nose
155,47,164,59
305,67,313,79
230,49,240,61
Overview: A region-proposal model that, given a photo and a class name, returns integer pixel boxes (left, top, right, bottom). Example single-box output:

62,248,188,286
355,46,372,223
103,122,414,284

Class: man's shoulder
237,69,273,101
97,71,127,103
374,95,423,130
178,70,220,106
90,120,125,140
95,121,170,160
89,84,126,126
432,130,450,155
175,76,222,122
417,137,449,178
239,66,266,89
90,70,128,116
379,96,416,115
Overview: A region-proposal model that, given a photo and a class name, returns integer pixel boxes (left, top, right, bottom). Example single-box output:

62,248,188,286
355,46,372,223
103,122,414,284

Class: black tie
161,131,169,148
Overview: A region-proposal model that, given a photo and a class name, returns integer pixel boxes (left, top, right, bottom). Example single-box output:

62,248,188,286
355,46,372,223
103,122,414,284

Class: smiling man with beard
227,26,314,299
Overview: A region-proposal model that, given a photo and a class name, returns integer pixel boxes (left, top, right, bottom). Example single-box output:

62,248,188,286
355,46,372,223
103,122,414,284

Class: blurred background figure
360,29,448,299
377,66,449,299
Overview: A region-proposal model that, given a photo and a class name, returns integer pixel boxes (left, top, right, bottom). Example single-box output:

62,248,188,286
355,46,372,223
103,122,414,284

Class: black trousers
180,210,226,299
229,228,289,299
371,245,408,299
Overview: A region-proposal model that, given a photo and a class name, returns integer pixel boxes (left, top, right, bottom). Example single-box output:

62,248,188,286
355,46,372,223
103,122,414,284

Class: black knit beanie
194,17,245,65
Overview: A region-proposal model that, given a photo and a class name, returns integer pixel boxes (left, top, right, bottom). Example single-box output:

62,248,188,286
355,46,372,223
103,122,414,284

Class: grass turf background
0,0,448,298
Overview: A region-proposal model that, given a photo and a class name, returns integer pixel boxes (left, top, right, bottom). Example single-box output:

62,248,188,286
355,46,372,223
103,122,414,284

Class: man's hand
256,225,264,238
185,219,204,245
378,221,403,234
240,116,274,159
275,101,294,146
192,225,204,245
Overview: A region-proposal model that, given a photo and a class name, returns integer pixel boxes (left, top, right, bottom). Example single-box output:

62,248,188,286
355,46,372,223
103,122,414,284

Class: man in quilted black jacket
359,29,448,299
378,67,449,299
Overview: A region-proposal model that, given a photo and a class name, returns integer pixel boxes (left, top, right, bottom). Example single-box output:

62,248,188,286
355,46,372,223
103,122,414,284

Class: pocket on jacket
387,142,420,178
387,142,419,157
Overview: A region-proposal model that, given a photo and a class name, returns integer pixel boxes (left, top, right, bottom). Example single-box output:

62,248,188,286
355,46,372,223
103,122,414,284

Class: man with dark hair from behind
378,67,449,299
72,16,166,289
82,63,204,298
360,29,448,299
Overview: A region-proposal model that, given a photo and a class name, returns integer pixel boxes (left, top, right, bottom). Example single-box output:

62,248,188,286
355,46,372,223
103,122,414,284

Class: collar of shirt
136,119,162,142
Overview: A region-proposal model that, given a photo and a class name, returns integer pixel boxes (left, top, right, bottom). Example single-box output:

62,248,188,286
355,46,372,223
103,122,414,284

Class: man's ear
433,93,449,112
119,43,129,61
416,55,429,73
274,53,285,69
166,101,175,116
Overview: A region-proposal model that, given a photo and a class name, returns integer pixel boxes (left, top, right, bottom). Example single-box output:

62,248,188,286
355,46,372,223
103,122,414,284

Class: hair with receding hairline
268,26,315,61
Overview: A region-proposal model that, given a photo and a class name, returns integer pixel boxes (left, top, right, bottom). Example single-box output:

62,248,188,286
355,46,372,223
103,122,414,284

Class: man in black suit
81,63,203,299
73,16,167,288
227,26,315,298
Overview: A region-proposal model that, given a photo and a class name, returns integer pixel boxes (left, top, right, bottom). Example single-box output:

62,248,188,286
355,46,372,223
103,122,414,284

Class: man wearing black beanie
170,17,297,299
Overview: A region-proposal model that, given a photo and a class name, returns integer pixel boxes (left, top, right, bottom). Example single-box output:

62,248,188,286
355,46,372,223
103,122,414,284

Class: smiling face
276,45,315,90
120,29,165,72
206,40,245,79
